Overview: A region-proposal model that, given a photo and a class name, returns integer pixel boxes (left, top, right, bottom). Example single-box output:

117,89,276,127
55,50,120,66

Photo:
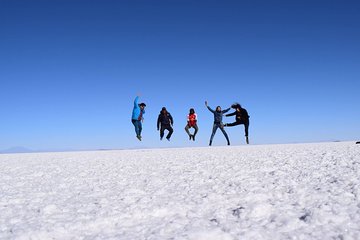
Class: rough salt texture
1,142,359,239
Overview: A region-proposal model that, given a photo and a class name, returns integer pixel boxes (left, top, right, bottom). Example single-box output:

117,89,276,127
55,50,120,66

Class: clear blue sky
1,0,359,151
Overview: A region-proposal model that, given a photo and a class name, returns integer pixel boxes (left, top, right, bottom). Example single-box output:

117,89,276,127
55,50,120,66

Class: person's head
189,108,195,114
216,106,221,112
231,103,241,110
161,107,167,114
139,103,146,110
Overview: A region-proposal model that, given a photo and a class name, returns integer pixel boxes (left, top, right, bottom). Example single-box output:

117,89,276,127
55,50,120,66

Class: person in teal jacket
131,96,146,141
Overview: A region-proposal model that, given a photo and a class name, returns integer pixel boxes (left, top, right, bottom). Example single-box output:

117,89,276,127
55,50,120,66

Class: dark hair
139,103,146,107
161,107,167,114
231,103,241,109
189,108,195,114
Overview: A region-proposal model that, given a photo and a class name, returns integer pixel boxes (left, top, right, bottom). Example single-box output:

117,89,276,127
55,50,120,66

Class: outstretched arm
222,108,231,114
226,111,236,117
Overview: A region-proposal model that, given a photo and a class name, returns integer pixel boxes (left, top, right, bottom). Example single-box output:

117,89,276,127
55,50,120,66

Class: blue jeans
210,122,230,144
132,119,142,137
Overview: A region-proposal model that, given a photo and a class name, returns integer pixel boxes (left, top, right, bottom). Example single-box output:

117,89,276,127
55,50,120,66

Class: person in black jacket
157,107,174,141
224,103,250,144
205,101,231,146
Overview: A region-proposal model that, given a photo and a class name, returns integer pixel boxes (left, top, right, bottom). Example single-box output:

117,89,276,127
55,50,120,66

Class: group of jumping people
131,96,250,145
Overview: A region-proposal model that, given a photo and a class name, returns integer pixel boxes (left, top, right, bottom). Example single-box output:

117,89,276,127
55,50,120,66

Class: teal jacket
131,97,145,120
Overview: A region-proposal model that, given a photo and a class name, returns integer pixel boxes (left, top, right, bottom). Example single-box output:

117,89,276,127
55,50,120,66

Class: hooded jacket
157,109,174,129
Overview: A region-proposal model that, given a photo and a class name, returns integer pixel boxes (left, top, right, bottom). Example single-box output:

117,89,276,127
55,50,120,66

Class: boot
246,136,249,144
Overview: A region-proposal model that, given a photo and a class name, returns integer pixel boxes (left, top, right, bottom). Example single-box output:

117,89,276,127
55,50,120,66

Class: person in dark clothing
224,103,250,144
205,101,231,146
185,108,199,141
131,96,146,141
157,107,174,141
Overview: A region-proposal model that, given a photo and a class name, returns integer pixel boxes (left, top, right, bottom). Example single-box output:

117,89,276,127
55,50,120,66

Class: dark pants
131,119,142,137
226,120,249,137
185,124,198,136
210,122,230,144
160,125,173,139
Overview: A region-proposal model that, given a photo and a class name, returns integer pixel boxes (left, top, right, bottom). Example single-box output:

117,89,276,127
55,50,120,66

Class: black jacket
157,112,174,129
226,108,249,122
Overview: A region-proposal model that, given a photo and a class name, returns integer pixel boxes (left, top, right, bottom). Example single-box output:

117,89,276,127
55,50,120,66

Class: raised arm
134,96,139,107
207,105,215,113
205,101,215,113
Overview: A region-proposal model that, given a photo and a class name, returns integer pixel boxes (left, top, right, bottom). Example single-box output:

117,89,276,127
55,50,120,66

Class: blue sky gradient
1,0,359,151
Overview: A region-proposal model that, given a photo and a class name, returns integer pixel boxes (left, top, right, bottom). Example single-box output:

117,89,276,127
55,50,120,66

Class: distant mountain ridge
0,146,34,154
0,147,103,154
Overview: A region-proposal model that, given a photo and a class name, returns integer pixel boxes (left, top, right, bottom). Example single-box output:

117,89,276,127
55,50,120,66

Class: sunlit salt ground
1,142,359,240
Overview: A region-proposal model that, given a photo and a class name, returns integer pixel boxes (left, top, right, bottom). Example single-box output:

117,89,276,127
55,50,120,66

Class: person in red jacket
185,108,198,141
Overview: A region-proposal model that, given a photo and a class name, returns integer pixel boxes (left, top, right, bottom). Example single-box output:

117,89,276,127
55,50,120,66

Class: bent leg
160,126,165,139
138,121,143,136
166,126,174,139
225,121,242,127
185,125,191,136
193,124,199,136
132,120,140,136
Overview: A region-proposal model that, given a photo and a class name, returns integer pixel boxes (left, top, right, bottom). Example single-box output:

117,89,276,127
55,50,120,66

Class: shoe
189,135,192,140
160,137,163,141
227,142,230,145
192,135,195,141
166,137,170,141
136,135,142,141
209,141,212,146
246,136,249,144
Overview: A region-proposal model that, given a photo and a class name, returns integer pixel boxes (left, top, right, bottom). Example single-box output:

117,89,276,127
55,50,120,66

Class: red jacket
187,113,197,127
